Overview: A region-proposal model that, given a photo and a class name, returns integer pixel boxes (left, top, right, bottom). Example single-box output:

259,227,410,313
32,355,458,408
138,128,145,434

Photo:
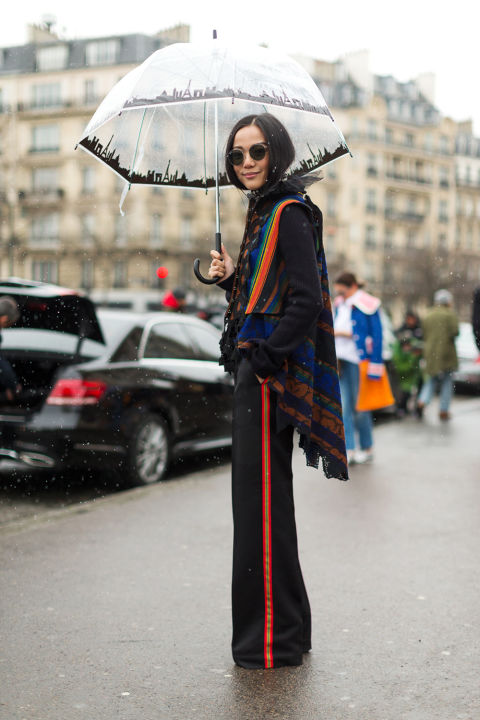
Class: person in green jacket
417,289,459,421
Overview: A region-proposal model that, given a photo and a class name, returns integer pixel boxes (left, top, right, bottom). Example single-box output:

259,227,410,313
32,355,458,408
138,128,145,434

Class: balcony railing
386,172,432,186
28,237,60,249
18,188,65,202
384,208,425,223
17,97,103,113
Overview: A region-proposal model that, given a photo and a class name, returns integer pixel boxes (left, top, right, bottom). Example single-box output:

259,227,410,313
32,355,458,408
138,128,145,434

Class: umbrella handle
193,232,222,285
193,259,218,285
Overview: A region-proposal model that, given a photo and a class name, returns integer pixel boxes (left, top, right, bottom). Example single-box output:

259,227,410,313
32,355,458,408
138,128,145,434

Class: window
185,323,220,361
86,40,119,66
439,166,449,188
385,193,394,215
32,167,58,192
439,200,449,223
81,213,95,238
367,119,377,141
365,225,376,249
30,213,59,243
350,117,360,138
424,133,433,152
439,233,448,250
366,188,377,213
32,83,62,109
36,45,68,71
384,229,394,248
151,214,163,247
407,196,416,214
31,260,58,283
385,127,393,145
143,322,193,359
81,259,94,290
31,125,59,152
111,327,143,362
82,166,95,193
180,217,192,248
326,192,336,217
405,132,414,148
406,230,417,247
366,153,378,176
84,79,97,104
439,135,450,155
113,260,127,288
115,215,127,246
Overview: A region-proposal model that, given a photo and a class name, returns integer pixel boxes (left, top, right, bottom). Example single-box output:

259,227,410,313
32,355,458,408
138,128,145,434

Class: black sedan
0,280,232,485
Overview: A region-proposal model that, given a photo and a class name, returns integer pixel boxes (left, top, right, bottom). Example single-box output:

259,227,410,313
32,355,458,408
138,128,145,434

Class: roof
0,33,164,75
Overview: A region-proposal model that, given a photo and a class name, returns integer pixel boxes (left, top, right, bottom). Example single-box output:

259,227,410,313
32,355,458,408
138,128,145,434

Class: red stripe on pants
262,382,274,668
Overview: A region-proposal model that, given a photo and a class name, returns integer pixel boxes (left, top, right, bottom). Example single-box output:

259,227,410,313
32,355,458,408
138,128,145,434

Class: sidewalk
1,398,479,720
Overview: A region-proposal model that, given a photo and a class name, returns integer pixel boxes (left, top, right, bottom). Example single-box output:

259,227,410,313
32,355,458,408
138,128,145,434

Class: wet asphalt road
1,397,480,720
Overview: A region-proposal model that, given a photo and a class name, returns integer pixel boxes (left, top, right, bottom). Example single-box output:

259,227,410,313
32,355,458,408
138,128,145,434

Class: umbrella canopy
77,40,350,190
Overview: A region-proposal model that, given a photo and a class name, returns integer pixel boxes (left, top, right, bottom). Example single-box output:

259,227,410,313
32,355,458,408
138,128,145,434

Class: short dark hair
334,272,358,288
224,113,295,192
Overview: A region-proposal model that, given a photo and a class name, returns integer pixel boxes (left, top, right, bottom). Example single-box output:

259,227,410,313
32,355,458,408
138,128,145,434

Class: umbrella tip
213,29,217,39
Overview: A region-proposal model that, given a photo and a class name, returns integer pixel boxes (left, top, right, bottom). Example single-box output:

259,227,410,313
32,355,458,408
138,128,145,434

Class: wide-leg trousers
231,359,311,669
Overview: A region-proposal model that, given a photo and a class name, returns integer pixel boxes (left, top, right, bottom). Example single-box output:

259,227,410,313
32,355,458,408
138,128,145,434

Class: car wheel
127,414,171,485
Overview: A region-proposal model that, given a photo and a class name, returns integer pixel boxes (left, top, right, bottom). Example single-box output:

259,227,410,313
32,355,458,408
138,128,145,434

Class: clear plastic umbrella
77,36,350,283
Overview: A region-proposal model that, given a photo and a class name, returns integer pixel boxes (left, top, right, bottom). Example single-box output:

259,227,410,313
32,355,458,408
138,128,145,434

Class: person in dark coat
207,113,347,669
0,296,21,401
473,287,480,352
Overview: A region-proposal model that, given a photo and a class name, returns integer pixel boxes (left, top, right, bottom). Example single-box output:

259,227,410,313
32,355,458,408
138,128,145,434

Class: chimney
27,16,59,44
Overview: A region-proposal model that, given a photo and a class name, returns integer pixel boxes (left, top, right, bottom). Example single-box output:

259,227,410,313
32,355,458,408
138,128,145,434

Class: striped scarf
220,183,348,481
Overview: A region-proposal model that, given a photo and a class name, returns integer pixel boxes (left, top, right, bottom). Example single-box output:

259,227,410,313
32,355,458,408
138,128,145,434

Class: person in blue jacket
333,272,384,464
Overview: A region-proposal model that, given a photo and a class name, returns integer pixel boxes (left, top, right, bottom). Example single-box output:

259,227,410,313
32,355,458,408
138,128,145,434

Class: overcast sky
2,0,479,134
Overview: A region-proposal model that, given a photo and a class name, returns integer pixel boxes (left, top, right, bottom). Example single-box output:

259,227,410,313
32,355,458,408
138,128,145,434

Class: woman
333,272,383,464
208,113,348,670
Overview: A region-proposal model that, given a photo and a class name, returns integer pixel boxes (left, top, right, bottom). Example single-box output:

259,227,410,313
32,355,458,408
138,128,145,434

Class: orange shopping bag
356,360,395,412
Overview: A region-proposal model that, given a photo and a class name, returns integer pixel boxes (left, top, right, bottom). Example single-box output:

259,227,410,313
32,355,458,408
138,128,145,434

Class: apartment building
0,21,244,306
307,54,479,320
1,29,479,320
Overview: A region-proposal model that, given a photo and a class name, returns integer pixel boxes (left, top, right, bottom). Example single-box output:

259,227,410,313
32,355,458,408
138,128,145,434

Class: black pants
231,359,311,669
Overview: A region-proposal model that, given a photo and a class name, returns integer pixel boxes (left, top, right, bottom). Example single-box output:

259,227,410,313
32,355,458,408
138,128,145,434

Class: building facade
1,29,479,320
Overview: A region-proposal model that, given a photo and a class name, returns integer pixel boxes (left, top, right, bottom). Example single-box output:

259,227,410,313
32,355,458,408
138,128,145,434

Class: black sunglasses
227,143,269,166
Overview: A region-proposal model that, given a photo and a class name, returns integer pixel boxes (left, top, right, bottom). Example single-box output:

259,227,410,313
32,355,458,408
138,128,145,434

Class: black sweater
220,203,323,378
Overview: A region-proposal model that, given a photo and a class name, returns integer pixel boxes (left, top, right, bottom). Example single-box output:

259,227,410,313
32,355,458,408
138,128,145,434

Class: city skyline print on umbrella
77,34,351,283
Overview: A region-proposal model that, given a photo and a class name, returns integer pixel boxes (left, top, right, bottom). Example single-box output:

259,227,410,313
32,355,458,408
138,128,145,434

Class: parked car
0,279,233,485
453,322,480,394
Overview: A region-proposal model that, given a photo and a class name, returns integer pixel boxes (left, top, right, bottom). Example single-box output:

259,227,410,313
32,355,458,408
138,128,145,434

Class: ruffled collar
246,175,308,203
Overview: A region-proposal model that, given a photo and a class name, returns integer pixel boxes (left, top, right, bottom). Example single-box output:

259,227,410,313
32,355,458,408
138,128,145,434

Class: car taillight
47,379,107,406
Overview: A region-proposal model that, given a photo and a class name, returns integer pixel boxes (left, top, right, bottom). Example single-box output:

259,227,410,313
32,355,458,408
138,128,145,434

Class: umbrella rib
129,108,147,180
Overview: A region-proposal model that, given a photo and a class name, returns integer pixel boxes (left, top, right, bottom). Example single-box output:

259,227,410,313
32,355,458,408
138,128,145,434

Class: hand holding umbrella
207,243,234,283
